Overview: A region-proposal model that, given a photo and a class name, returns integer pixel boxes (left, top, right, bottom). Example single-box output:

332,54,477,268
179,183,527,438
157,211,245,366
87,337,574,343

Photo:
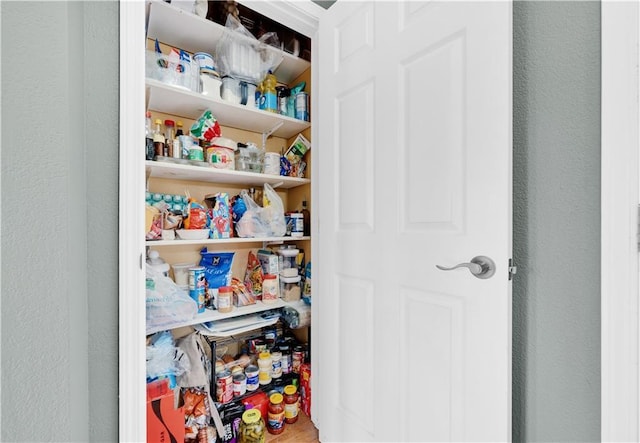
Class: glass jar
271,351,282,379
267,393,285,435
283,385,299,424
258,351,272,385
239,408,266,443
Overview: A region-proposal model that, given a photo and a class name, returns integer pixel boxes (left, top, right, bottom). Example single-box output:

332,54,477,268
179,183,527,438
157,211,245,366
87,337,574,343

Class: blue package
199,249,234,290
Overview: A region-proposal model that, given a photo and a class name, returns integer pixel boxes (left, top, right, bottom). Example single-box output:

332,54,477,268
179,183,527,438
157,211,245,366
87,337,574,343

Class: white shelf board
146,236,310,247
146,0,311,85
146,299,286,335
146,79,310,138
146,160,310,188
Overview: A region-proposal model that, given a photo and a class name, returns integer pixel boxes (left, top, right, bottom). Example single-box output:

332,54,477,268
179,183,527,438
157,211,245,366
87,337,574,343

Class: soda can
294,92,309,121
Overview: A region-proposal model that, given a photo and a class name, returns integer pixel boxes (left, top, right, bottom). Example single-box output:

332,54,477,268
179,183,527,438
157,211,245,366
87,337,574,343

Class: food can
233,373,247,397
295,92,309,121
188,266,206,313
245,365,260,392
290,213,303,237
216,370,233,404
292,346,304,374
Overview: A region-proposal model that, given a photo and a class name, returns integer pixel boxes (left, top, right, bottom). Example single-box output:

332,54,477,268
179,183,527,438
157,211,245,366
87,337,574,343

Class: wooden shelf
146,236,310,247
146,299,286,335
146,160,310,188
146,78,310,138
146,0,311,85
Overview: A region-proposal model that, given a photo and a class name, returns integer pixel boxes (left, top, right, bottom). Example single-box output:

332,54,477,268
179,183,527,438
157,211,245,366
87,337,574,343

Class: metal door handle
436,256,496,279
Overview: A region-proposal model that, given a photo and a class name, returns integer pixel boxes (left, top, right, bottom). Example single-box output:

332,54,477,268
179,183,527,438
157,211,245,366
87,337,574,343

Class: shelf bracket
262,122,284,150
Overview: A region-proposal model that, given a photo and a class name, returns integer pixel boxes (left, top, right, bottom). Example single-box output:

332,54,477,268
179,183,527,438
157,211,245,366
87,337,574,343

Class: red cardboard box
300,363,311,416
147,386,183,443
241,391,269,420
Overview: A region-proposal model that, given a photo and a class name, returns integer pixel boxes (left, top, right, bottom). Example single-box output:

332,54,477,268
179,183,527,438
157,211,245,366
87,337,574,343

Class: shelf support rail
262,122,284,151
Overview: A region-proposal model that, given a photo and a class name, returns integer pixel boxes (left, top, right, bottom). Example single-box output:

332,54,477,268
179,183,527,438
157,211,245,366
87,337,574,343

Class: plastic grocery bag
146,331,190,383
236,190,269,238
146,264,198,331
214,14,283,84
262,183,286,237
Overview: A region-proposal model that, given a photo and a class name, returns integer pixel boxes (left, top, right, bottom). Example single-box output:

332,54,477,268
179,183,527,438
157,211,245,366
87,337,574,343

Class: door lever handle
436,256,496,279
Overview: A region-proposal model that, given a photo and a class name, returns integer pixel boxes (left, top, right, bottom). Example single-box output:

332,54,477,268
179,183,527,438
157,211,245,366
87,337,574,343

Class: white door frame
117,1,322,441
601,1,639,441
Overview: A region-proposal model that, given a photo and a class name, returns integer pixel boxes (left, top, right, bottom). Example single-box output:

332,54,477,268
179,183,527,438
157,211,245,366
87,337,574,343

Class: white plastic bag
236,189,269,238
146,264,198,331
262,183,286,237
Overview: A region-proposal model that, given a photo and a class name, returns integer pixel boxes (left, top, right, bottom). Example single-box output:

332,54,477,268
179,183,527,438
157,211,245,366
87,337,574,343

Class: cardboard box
147,386,184,443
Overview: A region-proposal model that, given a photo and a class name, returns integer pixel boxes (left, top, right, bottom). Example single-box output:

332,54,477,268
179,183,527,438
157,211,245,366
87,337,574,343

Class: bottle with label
239,409,265,443
262,72,278,113
267,393,285,435
176,121,184,137
283,385,299,424
164,119,175,157
301,199,310,236
152,119,165,159
145,111,154,160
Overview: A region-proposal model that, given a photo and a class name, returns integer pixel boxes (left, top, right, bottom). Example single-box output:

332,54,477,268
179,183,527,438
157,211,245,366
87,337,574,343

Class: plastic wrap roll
281,302,311,329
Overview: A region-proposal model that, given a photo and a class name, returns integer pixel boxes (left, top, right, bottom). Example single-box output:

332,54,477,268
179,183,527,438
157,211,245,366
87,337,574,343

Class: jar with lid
239,408,266,443
267,393,285,435
283,385,299,424
292,345,304,374
262,274,279,303
271,350,282,379
152,119,165,158
217,286,233,313
279,345,291,374
257,351,272,385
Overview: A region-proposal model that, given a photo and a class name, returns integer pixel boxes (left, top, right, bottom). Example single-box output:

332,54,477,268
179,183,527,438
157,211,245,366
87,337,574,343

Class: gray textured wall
1,1,119,441
1,1,601,441
512,1,601,441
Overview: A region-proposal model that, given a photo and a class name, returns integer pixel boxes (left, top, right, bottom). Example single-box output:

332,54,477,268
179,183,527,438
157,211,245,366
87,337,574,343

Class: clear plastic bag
236,190,269,238
214,14,283,84
146,331,191,382
262,183,286,237
146,264,198,331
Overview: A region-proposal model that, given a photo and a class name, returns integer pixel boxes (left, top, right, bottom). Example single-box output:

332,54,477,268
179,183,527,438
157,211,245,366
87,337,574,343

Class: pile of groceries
146,328,311,443
146,245,312,443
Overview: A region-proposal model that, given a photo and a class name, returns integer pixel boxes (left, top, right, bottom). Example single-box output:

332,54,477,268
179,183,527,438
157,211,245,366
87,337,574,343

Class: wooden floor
265,411,319,442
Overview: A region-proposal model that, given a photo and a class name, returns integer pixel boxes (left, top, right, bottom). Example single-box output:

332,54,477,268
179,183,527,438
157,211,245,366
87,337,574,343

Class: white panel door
316,1,512,442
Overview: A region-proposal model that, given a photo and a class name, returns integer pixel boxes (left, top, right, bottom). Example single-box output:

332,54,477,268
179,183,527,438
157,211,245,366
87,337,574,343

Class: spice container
283,385,299,424
239,408,265,443
267,393,285,435
217,286,234,313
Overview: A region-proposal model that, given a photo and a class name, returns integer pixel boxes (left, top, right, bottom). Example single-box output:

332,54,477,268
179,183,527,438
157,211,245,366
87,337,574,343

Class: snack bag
244,251,263,297
190,109,221,141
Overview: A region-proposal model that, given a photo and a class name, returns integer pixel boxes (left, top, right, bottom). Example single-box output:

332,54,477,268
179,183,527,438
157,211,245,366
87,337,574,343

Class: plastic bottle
262,72,278,113
164,120,175,157
145,111,154,160
152,119,165,158
147,250,169,277
175,121,184,137
301,199,310,236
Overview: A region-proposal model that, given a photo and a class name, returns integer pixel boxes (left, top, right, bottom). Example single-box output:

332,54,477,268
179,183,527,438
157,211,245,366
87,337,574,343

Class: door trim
119,1,148,441
601,2,639,441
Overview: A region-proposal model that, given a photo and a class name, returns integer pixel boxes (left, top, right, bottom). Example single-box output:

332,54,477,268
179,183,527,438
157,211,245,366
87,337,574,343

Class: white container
147,250,170,277
200,70,222,99
290,213,303,237
277,248,299,277
280,275,301,302
263,152,280,175
171,262,196,286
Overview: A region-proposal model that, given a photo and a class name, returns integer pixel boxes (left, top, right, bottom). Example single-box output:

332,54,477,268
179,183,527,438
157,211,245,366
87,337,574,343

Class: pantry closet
120,1,514,442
